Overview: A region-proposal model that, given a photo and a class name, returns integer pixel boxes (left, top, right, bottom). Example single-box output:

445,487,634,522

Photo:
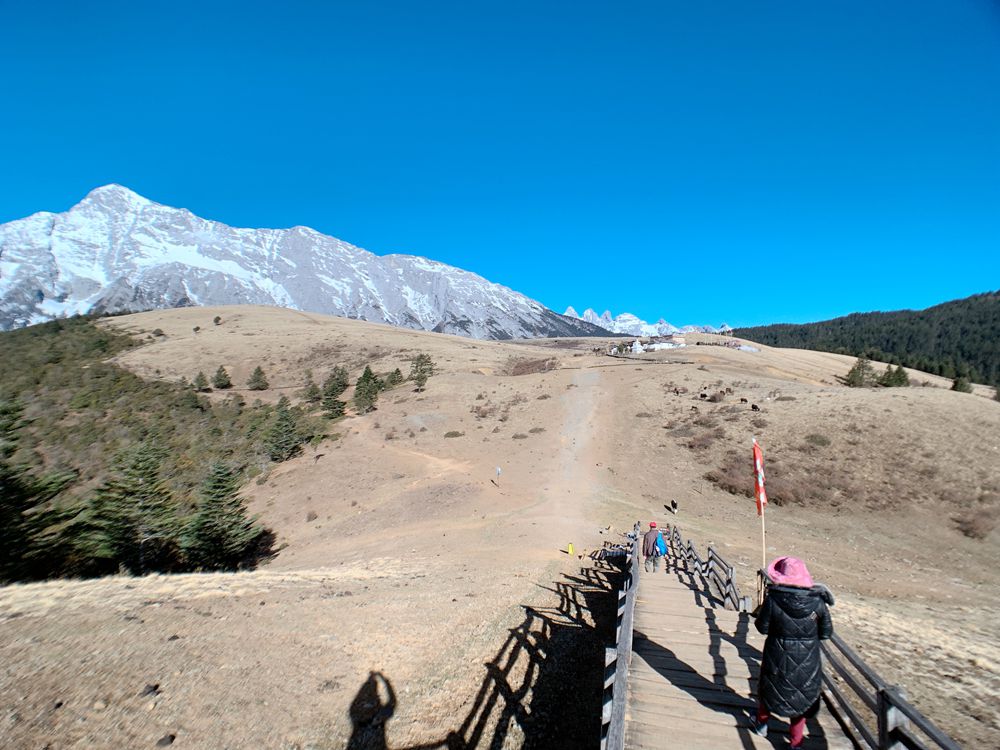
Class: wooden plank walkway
624,555,855,750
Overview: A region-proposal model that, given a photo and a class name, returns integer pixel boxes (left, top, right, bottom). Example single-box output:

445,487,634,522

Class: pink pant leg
788,715,806,747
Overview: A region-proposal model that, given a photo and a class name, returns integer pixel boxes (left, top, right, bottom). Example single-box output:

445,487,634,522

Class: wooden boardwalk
624,554,855,750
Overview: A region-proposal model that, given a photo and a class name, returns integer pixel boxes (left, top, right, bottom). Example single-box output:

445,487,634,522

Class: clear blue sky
2,1,998,327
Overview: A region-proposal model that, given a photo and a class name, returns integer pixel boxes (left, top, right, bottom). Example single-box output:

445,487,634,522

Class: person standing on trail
753,556,834,750
642,522,662,573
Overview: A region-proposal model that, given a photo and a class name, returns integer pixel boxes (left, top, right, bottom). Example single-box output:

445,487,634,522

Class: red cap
649,522,657,528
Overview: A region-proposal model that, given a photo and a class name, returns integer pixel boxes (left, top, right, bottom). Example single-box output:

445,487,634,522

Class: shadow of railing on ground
631,628,833,749
343,558,622,750
632,552,833,749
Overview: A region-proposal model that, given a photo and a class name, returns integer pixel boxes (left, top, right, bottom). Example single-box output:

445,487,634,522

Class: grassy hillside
0,316,328,580
2,306,998,748
733,290,1000,384
0,317,311,495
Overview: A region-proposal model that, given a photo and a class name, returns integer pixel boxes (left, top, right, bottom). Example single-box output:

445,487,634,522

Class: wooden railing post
601,646,616,746
602,521,641,750
877,685,909,749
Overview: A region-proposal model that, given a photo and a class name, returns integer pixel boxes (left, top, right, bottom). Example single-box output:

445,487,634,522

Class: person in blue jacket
641,522,662,573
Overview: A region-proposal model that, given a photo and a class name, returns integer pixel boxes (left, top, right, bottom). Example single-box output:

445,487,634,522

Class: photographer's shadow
347,672,397,750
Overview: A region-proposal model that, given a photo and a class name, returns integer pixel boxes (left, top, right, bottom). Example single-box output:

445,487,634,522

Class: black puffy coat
755,584,834,717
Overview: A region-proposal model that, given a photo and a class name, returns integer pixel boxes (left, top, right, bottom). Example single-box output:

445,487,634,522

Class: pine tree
212,366,232,390
322,394,346,419
177,388,203,411
247,366,269,391
322,366,349,399
264,397,302,461
359,366,379,389
878,364,910,388
77,443,181,575
951,376,973,394
409,354,435,391
353,366,379,414
0,460,74,582
385,368,404,388
300,370,322,405
844,356,875,387
0,399,20,460
182,463,264,570
193,371,210,392
0,400,75,582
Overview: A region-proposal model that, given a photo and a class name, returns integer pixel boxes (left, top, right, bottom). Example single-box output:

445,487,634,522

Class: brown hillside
1,307,997,749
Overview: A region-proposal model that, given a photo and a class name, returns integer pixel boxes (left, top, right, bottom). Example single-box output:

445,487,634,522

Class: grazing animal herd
680,386,760,411
693,390,761,412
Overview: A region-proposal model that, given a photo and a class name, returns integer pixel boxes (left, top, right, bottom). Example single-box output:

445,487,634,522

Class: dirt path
508,368,606,551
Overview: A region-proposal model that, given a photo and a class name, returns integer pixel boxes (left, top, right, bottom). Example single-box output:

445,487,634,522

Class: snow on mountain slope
0,185,609,339
561,307,731,336
563,307,680,336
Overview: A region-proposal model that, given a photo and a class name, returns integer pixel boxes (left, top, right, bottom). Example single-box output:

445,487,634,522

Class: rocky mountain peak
563,307,704,336
79,183,153,209
0,186,610,339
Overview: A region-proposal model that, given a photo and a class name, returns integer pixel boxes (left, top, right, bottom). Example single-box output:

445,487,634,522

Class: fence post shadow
343,557,623,750
631,612,834,749
632,629,787,750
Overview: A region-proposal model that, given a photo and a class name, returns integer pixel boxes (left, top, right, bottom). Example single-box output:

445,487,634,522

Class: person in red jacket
641,522,661,573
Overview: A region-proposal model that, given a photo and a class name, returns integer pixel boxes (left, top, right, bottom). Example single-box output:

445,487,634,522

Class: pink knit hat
767,557,813,588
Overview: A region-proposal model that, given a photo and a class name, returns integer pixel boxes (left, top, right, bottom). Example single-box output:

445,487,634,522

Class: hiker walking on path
753,556,834,750
642,522,665,573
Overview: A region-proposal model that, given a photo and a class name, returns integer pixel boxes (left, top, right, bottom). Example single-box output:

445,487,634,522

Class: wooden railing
669,525,752,612
757,571,961,750
599,522,751,748
596,524,961,750
599,523,640,750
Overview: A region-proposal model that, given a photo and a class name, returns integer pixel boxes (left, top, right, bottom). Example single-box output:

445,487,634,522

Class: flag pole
753,436,768,608
760,496,766,572
757,503,766,609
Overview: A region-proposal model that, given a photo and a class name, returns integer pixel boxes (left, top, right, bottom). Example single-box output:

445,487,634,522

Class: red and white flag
753,438,768,516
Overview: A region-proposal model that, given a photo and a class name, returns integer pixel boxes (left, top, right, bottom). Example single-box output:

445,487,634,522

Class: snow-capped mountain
562,307,731,336
0,185,609,339
686,322,733,334
563,307,680,336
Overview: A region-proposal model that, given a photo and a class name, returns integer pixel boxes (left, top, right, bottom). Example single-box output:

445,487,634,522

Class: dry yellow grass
1,306,997,748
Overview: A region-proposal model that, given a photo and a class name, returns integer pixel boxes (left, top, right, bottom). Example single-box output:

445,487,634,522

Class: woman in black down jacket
753,556,833,749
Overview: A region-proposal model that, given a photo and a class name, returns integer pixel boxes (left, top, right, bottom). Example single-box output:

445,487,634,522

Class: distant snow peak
86,183,146,201
564,307,727,335
564,307,682,336
0,185,609,339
